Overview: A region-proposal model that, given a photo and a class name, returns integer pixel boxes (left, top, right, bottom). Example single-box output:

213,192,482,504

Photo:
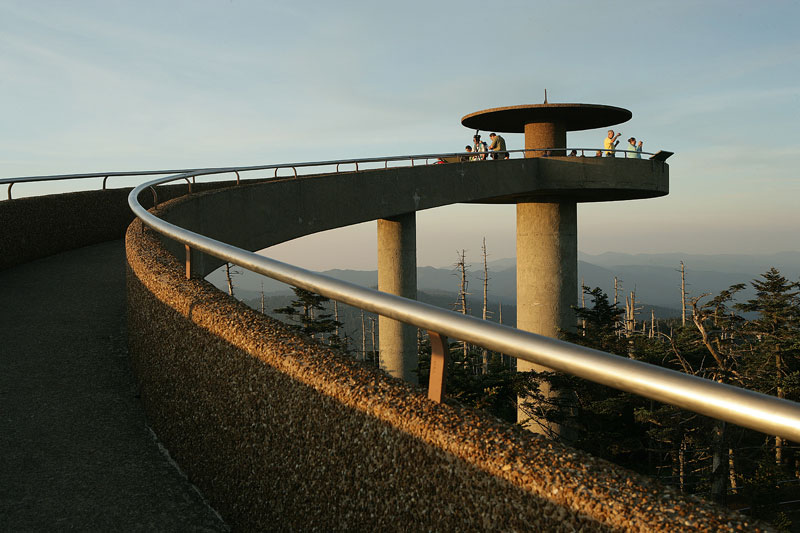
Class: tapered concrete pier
515,202,577,344
377,213,418,383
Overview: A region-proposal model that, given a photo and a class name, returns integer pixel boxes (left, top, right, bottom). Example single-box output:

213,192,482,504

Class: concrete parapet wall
0,181,242,271
0,188,134,270
125,201,767,531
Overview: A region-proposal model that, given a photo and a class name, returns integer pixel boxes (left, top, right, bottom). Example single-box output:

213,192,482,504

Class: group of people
459,129,644,160
603,129,644,158
464,133,509,161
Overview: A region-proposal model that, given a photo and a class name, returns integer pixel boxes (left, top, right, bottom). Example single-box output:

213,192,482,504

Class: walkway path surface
0,240,228,532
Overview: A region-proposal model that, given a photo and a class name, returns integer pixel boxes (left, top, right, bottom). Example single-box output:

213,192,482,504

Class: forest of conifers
268,265,800,529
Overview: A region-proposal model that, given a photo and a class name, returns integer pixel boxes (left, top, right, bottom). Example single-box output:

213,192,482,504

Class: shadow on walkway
0,240,227,531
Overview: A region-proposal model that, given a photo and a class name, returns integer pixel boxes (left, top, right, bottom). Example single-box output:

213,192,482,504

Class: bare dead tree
480,238,491,373
260,281,265,314
333,300,340,338
649,309,656,339
680,261,688,327
225,262,235,296
454,250,470,359
614,276,623,337
455,250,470,315
689,293,742,505
690,294,726,369
360,309,367,361
625,294,630,335
481,239,491,322
581,278,587,336
679,436,687,493
777,360,785,465
625,289,642,336
711,421,727,504
625,289,642,358
654,330,694,375
369,317,377,358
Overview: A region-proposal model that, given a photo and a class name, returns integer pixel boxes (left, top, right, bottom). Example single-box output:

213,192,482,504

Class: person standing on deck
473,134,488,160
488,133,508,159
625,137,643,158
604,129,622,156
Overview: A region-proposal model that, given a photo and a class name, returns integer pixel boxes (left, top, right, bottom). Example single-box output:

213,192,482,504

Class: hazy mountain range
207,251,800,320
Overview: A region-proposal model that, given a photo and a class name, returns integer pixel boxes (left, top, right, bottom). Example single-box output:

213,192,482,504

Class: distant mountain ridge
578,250,800,278
207,251,800,319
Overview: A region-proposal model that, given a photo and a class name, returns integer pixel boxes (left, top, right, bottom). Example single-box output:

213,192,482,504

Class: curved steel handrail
0,167,214,200
1,147,662,200
128,165,800,443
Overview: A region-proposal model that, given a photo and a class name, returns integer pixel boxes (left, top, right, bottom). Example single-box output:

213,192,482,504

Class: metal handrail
1,147,663,200
128,165,800,443
0,167,214,200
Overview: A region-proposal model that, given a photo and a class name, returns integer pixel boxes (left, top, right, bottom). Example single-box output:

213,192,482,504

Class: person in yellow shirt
604,129,621,156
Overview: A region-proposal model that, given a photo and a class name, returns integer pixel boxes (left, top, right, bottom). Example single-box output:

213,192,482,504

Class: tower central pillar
377,213,418,384
519,119,573,435
515,202,577,339
524,122,566,156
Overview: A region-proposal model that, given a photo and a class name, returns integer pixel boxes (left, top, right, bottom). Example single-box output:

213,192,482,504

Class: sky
2,1,798,270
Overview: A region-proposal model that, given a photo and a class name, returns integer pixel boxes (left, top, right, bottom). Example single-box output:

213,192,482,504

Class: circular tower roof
461,103,632,133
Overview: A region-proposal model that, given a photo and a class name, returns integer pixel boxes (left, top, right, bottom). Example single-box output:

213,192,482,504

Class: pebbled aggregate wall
0,181,245,271
0,188,134,270
125,198,771,532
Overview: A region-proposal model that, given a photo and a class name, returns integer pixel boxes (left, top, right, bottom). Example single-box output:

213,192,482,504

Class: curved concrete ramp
0,240,226,531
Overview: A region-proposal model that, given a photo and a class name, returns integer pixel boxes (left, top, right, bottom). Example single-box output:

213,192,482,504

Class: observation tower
462,102,668,432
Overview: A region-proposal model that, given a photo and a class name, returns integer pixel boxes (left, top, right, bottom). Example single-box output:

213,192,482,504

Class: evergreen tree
274,286,344,341
736,268,800,400
736,268,800,483
518,286,653,464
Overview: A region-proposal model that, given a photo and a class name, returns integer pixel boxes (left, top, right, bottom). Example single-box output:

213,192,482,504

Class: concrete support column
516,201,577,434
377,213,418,384
524,122,566,157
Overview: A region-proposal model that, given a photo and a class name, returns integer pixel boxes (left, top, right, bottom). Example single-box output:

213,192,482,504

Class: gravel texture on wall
125,201,772,532
0,188,134,270
0,180,255,271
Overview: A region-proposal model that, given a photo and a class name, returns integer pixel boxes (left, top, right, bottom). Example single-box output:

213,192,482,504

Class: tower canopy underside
461,103,631,133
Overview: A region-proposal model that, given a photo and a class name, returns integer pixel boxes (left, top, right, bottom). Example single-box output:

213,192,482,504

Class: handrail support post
427,331,448,403
185,245,192,279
